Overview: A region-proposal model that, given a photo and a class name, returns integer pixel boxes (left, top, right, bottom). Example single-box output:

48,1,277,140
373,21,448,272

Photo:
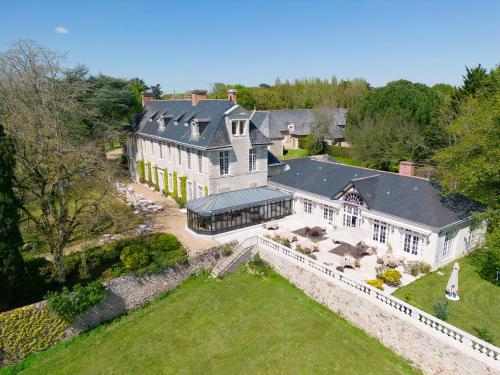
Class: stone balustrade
255,235,499,372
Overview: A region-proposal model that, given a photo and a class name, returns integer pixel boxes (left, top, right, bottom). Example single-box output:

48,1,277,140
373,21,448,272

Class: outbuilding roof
186,186,292,216
268,157,480,229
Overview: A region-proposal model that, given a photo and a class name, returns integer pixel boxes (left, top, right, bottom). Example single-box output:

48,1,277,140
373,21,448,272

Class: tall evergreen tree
0,124,24,311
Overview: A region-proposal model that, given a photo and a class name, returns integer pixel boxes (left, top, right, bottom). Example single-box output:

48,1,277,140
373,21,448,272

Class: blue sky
1,0,499,93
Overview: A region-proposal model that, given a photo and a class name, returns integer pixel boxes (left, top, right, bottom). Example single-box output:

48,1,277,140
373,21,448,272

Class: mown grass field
4,269,420,374
394,252,499,345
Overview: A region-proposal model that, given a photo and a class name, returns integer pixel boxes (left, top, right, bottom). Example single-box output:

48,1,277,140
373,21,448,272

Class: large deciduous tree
434,66,500,283
0,40,115,283
0,124,25,311
346,80,445,169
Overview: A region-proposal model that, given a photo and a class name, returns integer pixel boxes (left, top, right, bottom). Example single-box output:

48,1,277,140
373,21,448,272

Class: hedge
154,165,160,191
163,168,169,195
172,171,178,198
179,176,187,202
137,160,145,183
0,303,68,366
326,145,352,158
147,162,153,186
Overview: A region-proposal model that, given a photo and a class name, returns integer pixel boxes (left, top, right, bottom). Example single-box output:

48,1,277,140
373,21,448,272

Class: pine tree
0,124,24,311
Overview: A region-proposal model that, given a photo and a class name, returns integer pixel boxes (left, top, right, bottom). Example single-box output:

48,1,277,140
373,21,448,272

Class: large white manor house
129,89,485,270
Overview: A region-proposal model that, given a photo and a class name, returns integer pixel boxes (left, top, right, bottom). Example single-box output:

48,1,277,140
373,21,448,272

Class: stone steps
211,238,258,278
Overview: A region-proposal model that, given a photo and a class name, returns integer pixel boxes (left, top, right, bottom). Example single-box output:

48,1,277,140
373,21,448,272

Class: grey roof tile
269,157,479,229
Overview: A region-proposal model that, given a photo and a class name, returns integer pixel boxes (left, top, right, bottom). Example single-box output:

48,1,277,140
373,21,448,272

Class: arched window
344,192,363,206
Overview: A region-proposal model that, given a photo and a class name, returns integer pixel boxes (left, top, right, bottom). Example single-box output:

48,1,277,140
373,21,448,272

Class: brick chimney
227,89,237,103
399,161,415,177
141,91,154,107
191,89,207,105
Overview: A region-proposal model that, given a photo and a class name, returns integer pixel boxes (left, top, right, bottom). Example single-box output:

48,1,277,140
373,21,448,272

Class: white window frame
168,172,173,192
219,151,229,176
150,140,154,156
249,148,257,172
323,206,334,222
342,205,360,227
231,120,246,136
177,145,182,166
168,143,172,161
187,149,192,170
159,141,163,159
303,199,313,214
373,220,388,244
197,185,204,198
197,150,203,173
239,120,246,135
402,231,421,256
441,231,454,260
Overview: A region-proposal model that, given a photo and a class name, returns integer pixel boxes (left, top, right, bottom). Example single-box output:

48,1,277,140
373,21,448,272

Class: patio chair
355,259,361,268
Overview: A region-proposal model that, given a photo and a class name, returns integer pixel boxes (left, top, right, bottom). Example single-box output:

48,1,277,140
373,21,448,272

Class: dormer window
288,122,295,131
231,120,246,136
191,121,199,138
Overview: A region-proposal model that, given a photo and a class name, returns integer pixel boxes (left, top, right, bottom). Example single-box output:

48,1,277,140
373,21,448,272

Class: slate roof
134,100,270,149
186,186,292,216
268,157,479,229
267,151,283,166
252,108,347,140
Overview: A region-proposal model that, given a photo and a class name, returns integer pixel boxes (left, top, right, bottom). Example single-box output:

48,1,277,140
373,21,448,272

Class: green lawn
280,148,309,160
393,252,499,345
5,270,420,374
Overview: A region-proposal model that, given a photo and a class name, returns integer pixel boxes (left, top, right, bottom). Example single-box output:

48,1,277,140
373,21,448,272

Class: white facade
274,185,486,269
129,117,268,200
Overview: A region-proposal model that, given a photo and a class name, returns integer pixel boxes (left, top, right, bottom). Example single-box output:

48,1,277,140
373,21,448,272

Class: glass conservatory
186,187,293,235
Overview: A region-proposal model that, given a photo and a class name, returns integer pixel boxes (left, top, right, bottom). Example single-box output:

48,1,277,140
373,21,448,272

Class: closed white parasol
445,262,460,301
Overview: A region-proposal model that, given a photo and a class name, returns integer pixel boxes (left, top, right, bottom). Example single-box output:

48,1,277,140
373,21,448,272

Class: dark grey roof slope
269,157,479,229
267,151,283,166
135,100,233,149
252,109,347,140
186,186,292,216
134,100,270,150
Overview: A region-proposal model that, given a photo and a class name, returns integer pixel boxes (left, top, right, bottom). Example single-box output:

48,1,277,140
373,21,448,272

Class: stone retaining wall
257,245,499,375
1,245,225,367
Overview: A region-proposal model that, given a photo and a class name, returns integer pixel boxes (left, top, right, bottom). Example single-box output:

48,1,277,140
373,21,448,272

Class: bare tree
0,40,116,283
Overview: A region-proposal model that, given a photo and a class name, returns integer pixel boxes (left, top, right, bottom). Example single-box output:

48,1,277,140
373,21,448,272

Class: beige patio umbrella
445,262,460,301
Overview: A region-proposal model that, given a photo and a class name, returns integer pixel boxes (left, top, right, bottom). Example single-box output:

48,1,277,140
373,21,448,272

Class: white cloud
54,26,70,34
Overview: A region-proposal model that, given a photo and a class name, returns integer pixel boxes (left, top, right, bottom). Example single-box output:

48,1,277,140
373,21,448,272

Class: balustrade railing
256,235,499,362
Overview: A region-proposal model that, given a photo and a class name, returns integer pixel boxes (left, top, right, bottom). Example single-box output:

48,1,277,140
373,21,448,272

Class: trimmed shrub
45,281,107,322
222,245,233,257
407,261,432,277
473,327,495,344
163,168,169,195
204,186,208,196
298,134,313,150
137,160,145,183
120,244,150,271
147,162,153,186
154,165,160,191
0,303,68,366
383,269,402,285
307,137,328,155
179,176,187,202
172,171,178,198
433,298,449,321
326,145,352,158
367,279,384,290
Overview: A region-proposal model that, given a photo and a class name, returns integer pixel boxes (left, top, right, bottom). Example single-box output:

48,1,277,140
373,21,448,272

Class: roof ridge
309,157,429,181
351,174,380,181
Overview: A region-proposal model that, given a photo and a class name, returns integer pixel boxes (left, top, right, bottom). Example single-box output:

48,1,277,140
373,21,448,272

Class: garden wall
0,245,225,367
257,244,499,375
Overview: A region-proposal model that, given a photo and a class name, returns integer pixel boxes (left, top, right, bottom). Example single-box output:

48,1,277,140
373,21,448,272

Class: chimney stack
141,91,154,107
191,89,207,106
399,161,415,177
227,89,237,103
